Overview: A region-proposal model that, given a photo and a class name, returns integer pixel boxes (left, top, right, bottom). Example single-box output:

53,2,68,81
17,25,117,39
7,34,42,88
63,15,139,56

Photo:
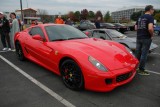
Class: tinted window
93,31,111,40
107,30,126,38
45,25,88,41
80,23,88,28
114,23,125,27
29,27,44,37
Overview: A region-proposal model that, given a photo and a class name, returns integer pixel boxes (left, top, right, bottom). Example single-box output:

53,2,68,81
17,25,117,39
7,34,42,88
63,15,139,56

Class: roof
24,17,40,20
16,8,37,12
112,6,145,13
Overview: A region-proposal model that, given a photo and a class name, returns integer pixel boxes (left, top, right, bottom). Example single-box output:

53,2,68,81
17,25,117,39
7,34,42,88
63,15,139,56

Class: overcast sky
0,0,160,14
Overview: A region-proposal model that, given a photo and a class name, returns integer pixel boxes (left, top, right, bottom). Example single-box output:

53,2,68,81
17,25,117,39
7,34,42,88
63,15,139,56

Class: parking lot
0,31,160,107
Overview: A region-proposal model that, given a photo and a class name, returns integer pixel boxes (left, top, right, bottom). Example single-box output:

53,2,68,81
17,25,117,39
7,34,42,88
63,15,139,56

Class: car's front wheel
15,42,25,61
60,59,84,90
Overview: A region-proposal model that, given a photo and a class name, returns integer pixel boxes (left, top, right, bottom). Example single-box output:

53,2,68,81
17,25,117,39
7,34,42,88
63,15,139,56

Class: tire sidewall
60,59,84,90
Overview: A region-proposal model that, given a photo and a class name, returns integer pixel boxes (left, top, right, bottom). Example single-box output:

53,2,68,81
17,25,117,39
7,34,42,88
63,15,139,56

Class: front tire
15,42,25,61
60,59,84,90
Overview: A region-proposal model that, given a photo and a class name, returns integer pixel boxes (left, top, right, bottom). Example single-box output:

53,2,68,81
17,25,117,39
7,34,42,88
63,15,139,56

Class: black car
100,23,117,30
77,20,96,31
83,29,158,53
113,23,128,33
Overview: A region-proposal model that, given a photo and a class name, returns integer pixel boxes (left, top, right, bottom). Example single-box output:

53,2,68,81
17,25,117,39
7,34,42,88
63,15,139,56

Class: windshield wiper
51,39,68,41
68,37,88,40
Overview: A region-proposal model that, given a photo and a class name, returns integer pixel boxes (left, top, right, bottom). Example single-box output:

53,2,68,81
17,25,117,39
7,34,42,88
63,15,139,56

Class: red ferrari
14,24,138,92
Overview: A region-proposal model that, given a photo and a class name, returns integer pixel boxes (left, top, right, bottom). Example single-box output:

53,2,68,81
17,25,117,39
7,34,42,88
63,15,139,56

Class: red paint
15,24,139,92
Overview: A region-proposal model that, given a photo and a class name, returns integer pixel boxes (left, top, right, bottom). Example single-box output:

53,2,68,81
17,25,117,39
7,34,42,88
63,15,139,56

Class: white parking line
0,50,16,53
0,51,8,53
0,55,76,107
151,52,160,56
146,70,160,75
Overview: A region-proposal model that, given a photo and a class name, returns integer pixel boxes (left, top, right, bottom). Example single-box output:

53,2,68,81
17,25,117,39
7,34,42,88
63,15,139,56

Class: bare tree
37,9,49,23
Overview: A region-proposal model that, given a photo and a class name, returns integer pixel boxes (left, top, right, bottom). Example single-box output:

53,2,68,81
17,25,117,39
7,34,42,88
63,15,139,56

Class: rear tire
15,42,25,61
60,59,84,90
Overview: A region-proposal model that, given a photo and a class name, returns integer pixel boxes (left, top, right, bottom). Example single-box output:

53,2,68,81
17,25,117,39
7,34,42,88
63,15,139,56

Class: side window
93,31,106,40
93,31,100,38
80,23,87,28
105,33,111,40
29,27,45,37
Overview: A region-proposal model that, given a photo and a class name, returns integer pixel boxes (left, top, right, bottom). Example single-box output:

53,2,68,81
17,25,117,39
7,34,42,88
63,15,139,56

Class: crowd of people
0,12,20,51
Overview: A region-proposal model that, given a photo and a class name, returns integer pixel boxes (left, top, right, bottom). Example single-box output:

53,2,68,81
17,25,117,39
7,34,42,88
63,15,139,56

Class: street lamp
20,0,23,30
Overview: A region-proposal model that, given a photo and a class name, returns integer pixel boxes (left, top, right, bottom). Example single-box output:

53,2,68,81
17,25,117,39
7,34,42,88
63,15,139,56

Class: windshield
115,23,125,26
45,25,88,41
107,30,127,38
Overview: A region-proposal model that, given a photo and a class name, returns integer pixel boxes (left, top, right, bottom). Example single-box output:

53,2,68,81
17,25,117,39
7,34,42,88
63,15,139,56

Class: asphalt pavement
0,31,160,107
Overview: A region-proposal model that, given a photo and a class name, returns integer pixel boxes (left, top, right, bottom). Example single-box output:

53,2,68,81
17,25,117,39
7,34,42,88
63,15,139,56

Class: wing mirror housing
32,34,45,41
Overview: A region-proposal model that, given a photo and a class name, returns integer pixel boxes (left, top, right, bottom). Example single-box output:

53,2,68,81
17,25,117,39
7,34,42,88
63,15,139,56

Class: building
111,6,144,22
15,8,40,24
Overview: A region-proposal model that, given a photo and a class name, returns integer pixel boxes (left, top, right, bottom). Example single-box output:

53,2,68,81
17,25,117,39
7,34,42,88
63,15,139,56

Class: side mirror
32,34,44,41
84,32,90,36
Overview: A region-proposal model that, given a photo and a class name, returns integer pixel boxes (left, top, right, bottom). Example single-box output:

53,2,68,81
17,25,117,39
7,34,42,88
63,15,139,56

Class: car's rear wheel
15,42,25,61
60,59,84,90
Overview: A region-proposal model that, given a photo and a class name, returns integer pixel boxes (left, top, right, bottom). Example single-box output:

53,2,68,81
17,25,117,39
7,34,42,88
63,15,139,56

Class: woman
10,12,20,49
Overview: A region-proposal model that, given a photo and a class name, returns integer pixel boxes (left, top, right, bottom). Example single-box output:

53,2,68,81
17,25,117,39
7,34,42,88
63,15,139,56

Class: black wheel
15,42,25,61
60,59,84,90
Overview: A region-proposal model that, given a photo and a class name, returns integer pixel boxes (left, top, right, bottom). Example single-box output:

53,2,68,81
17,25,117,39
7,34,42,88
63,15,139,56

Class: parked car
154,25,160,36
125,22,136,31
100,23,117,30
14,24,138,92
84,29,158,53
77,20,96,31
113,23,128,33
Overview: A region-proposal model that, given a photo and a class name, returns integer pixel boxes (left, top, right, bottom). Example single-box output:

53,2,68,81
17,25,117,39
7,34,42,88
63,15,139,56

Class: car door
92,30,111,40
25,27,53,66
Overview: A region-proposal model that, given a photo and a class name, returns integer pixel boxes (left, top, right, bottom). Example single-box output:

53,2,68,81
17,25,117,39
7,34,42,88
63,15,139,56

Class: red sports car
14,24,139,92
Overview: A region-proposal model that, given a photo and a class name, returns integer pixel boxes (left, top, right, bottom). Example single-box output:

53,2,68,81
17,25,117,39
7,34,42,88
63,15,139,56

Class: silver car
84,29,158,53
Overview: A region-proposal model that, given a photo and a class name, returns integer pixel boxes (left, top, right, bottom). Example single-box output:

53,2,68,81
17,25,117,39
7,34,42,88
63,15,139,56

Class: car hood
115,37,136,43
48,38,136,71
115,37,158,50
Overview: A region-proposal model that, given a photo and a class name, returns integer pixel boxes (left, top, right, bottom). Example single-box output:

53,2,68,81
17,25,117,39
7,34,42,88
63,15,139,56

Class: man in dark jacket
0,12,11,51
95,17,101,29
135,5,154,75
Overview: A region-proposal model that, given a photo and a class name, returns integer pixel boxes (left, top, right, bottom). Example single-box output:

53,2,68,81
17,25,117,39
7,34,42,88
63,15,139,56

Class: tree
81,9,89,20
95,10,103,21
74,11,81,22
104,11,112,22
88,11,95,20
68,11,75,21
130,11,143,21
154,10,160,16
37,9,50,23
154,10,160,22
154,13,160,22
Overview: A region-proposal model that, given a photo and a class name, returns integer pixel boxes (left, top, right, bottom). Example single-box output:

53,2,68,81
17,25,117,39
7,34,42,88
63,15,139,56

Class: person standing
65,18,73,25
10,12,20,49
0,12,11,51
55,15,64,24
95,17,101,29
135,5,155,75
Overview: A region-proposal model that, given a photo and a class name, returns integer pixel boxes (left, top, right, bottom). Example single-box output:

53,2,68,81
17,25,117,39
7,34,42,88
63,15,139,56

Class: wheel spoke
61,61,83,89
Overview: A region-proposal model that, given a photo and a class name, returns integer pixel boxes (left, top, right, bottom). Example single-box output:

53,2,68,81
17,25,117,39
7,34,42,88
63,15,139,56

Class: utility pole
20,0,23,30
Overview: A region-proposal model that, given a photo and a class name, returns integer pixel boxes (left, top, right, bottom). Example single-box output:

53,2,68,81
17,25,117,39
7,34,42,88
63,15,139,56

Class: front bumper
83,63,138,92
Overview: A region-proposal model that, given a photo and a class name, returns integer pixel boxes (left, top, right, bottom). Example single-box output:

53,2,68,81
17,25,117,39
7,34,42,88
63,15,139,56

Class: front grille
116,71,133,82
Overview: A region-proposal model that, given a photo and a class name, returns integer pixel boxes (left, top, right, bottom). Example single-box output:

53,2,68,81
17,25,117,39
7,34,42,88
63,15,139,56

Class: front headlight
88,56,108,72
